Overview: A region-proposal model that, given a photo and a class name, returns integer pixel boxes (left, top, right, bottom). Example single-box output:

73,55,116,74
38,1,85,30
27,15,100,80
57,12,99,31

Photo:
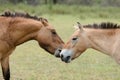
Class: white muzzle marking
60,49,74,62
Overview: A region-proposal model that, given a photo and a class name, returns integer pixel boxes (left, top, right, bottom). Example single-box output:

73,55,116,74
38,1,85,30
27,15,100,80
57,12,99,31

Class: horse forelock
0,11,48,23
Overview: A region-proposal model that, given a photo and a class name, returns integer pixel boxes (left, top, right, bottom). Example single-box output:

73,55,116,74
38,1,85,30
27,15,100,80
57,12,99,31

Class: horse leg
1,57,10,80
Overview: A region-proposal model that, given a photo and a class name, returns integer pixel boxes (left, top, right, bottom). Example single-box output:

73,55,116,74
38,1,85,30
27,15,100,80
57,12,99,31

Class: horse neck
85,28,116,56
9,17,42,46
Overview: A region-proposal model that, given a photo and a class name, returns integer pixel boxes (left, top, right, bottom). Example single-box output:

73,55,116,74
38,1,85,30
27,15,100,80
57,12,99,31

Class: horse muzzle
60,49,73,63
54,48,62,58
60,54,71,63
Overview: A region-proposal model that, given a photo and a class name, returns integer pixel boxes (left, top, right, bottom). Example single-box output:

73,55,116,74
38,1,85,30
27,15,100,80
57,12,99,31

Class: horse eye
52,31,56,35
72,37,77,40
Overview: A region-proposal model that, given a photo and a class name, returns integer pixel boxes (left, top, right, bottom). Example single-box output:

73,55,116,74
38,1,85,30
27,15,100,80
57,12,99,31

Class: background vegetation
0,0,120,80
1,0,120,7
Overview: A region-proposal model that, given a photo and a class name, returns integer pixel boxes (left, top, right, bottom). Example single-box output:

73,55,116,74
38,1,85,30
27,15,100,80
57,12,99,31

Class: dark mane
0,11,48,22
83,22,120,29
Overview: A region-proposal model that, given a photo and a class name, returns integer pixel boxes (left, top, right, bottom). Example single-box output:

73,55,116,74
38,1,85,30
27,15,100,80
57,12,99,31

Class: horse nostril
61,54,64,59
66,56,70,60
58,49,61,52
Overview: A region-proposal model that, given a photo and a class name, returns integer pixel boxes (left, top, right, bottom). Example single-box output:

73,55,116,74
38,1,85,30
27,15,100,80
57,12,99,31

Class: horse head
59,22,88,63
35,18,64,55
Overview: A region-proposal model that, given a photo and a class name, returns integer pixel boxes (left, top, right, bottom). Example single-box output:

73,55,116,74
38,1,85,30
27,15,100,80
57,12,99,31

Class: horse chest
0,39,15,59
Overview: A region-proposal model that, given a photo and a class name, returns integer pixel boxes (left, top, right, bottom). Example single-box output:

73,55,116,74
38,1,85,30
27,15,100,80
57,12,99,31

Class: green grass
0,4,120,80
0,3,120,19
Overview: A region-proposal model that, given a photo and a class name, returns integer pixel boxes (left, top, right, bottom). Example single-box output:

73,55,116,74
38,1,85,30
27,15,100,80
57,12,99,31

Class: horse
59,22,120,64
0,11,64,80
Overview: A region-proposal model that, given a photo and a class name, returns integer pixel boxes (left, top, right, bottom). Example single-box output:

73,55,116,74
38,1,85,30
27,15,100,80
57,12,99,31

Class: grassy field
0,4,120,80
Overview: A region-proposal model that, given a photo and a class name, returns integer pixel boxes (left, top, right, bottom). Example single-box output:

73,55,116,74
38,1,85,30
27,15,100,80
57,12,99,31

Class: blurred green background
0,0,120,80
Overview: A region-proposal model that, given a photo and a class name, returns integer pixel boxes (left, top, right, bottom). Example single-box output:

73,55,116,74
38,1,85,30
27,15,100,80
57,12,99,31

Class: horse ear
77,22,84,32
39,18,48,26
